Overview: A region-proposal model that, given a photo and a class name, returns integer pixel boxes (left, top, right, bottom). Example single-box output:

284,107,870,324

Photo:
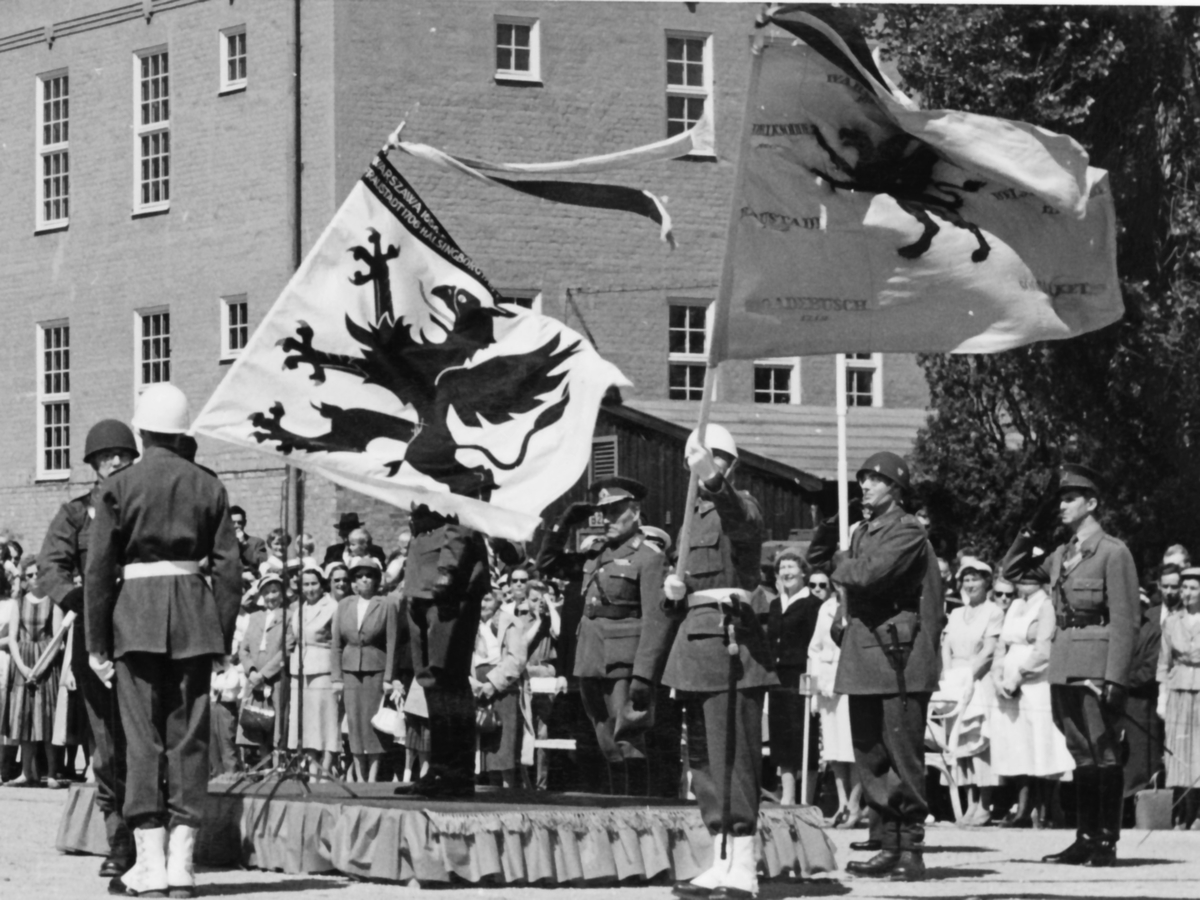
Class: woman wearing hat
238,574,288,761
989,564,1075,827
331,557,404,782
937,557,1004,826
1156,566,1200,829
286,564,341,777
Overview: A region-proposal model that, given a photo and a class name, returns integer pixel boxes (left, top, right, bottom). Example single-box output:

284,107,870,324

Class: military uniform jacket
662,479,777,694
37,486,98,667
571,532,672,683
810,506,943,696
1002,528,1139,687
84,445,242,660
402,523,489,604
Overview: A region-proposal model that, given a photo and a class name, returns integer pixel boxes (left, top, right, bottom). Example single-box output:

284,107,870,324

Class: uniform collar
867,505,903,533
1072,520,1104,554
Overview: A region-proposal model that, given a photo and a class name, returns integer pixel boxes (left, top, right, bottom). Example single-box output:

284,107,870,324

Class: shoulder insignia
614,558,632,566
88,507,96,520
629,534,643,549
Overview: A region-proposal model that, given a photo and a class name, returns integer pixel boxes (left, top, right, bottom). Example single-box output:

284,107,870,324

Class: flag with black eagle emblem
192,153,630,540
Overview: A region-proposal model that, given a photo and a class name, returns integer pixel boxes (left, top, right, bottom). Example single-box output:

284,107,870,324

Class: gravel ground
3,787,1200,899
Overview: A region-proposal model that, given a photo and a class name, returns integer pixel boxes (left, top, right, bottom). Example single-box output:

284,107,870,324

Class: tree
870,5,1200,570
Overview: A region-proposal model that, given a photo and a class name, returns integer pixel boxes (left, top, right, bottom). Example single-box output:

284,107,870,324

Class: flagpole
673,36,766,576
835,354,850,550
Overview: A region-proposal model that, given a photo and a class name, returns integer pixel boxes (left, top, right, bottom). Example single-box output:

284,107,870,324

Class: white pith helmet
132,383,191,434
686,423,738,460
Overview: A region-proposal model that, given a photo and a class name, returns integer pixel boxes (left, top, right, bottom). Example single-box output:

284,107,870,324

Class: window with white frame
666,32,711,139
137,309,171,387
220,26,247,93
668,302,709,400
495,17,541,83
497,289,543,314
36,71,70,230
134,48,170,213
221,294,248,360
754,358,801,404
843,353,882,407
37,322,70,478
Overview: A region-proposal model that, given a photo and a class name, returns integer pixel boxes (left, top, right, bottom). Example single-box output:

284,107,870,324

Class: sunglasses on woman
993,589,1016,599
809,580,830,589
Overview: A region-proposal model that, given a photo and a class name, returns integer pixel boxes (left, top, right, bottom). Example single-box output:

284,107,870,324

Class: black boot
890,850,926,881
99,818,134,877
1085,767,1123,868
846,850,900,877
851,807,884,851
1043,766,1097,864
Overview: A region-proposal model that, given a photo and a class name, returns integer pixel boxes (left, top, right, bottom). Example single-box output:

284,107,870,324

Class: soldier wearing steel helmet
36,419,139,891
536,476,677,796
84,384,241,899
1001,463,1139,867
807,450,943,882
662,424,775,900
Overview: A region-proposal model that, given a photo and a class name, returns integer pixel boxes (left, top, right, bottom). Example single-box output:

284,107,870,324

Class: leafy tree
869,5,1200,571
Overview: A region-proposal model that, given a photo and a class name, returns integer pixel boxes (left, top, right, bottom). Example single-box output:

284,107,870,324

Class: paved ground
2,787,1199,899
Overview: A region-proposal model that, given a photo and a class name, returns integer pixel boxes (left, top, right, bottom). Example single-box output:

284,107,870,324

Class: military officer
662,424,775,900
807,451,943,882
396,503,490,798
1002,463,1139,867
85,384,241,899
37,419,140,889
537,476,676,796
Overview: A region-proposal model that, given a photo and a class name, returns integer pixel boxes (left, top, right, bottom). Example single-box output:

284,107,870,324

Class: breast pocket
687,516,725,580
1068,577,1105,611
605,569,640,605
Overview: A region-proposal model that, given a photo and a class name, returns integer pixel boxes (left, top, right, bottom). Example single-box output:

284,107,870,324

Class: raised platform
56,781,837,886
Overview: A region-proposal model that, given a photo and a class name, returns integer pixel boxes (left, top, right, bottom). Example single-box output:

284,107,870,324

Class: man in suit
322,513,386,567
37,419,140,889
1003,463,1139,866
807,451,943,882
537,476,677,797
230,506,267,578
662,424,774,899
85,384,241,899
395,504,490,797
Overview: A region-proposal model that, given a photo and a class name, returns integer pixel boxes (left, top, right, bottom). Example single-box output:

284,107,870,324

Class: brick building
0,0,928,553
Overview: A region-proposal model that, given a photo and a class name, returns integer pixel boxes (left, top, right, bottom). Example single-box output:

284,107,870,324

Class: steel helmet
83,419,139,465
132,383,191,434
856,451,912,493
686,423,738,460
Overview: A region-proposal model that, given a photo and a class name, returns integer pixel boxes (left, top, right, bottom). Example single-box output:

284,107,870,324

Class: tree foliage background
865,5,1200,571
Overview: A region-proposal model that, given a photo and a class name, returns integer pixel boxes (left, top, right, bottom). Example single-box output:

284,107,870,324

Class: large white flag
193,153,629,540
713,7,1123,359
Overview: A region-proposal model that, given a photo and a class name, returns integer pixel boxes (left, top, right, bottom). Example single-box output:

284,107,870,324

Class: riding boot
1085,767,1123,868
1043,766,1097,864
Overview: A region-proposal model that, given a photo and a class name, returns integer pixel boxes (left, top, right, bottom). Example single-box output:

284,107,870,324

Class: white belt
123,560,202,579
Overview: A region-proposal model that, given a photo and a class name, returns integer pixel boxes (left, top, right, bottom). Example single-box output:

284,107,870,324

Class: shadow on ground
201,878,349,895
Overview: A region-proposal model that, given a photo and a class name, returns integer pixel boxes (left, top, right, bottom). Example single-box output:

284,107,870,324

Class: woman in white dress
990,570,1074,827
807,573,864,826
286,564,342,777
1157,566,1200,829
938,557,1004,825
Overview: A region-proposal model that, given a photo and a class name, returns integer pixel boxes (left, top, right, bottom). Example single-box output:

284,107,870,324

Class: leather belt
1058,608,1108,629
687,588,750,609
123,560,202,579
584,601,641,620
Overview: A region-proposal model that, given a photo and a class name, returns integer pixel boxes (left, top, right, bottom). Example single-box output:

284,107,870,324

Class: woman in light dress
472,592,532,788
1157,566,1200,829
937,557,1005,825
287,565,342,777
990,571,1074,827
807,571,864,826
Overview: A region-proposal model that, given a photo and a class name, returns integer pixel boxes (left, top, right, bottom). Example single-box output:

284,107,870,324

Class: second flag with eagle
192,153,629,541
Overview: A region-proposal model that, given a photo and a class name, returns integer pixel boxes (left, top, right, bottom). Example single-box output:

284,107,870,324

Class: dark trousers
1052,683,1123,767
208,700,239,778
80,661,131,856
684,688,765,836
849,693,930,851
116,653,212,830
578,679,681,797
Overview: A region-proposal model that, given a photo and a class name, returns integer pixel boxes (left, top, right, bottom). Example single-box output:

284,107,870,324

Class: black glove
615,677,655,742
558,501,593,529
1101,681,1128,717
628,676,653,711
60,586,84,616
430,572,452,601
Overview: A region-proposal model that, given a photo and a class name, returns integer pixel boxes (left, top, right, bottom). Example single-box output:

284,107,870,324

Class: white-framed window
754,358,801,404
36,70,70,231
37,321,71,479
220,294,248,360
136,308,171,388
495,17,541,83
219,26,247,93
666,32,712,140
842,353,883,407
668,301,710,400
498,289,543,314
133,47,170,214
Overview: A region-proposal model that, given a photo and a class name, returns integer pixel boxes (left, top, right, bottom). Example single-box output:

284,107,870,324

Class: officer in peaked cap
1002,462,1138,867
37,420,140,890
806,450,944,882
536,475,678,797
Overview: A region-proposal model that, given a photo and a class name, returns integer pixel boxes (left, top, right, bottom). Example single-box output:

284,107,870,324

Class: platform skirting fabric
55,782,836,885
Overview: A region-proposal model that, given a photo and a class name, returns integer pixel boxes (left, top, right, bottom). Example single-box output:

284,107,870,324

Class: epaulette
629,534,643,549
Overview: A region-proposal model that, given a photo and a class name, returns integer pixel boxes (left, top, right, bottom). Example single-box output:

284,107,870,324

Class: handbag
371,695,406,742
239,692,276,746
476,702,499,734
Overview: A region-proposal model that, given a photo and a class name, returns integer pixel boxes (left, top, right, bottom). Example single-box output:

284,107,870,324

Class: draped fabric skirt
3,640,60,742
288,672,342,753
476,663,522,773
1165,688,1200,788
344,670,385,756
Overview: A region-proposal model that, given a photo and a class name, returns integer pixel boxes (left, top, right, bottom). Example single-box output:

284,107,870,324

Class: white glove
89,652,114,688
686,444,719,483
663,574,687,602
1157,693,1167,720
